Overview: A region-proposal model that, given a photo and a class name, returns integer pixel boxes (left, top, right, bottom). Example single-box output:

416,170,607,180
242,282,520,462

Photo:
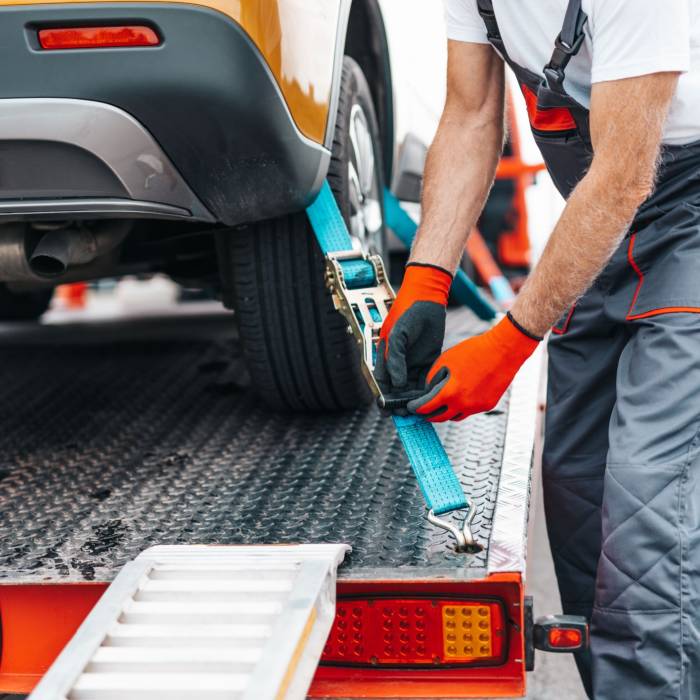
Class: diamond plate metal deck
0,307,523,584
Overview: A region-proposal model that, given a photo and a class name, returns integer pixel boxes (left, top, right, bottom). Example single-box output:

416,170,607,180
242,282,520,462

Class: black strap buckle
545,28,586,88
554,29,585,56
543,66,565,89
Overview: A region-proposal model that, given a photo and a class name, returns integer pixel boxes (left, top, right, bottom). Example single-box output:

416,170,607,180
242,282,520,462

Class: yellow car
0,0,413,411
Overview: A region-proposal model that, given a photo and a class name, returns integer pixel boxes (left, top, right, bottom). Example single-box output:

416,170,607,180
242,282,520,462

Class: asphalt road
525,482,587,700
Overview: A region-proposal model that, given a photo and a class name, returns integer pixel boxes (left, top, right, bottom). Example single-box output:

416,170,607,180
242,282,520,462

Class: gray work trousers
543,146,700,699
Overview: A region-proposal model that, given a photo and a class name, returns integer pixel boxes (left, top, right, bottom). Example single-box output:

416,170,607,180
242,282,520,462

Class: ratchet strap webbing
391,415,468,514
305,181,377,289
306,181,468,515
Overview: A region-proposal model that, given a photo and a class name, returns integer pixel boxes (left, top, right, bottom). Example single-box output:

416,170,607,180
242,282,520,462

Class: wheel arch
334,0,395,184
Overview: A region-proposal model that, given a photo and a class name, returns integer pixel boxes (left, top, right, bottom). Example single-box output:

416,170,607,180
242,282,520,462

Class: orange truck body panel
0,575,526,697
0,584,107,693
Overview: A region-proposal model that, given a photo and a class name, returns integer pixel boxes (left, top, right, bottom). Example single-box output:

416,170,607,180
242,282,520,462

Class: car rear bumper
0,3,331,225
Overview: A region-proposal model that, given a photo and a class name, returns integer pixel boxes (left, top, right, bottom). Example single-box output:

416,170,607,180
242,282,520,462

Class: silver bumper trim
0,198,194,221
0,98,215,222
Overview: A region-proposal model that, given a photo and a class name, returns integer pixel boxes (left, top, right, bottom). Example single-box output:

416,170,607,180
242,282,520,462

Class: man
375,1,700,698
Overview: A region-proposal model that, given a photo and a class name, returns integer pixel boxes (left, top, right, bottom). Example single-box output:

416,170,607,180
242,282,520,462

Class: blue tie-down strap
489,275,516,306
368,294,467,519
392,415,468,514
338,259,377,289
306,180,354,252
306,180,377,289
383,189,497,321
306,181,482,553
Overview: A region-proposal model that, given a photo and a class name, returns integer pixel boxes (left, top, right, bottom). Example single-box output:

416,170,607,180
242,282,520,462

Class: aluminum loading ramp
28,545,348,700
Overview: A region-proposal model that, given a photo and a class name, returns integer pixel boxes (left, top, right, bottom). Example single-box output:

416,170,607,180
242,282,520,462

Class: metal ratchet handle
427,502,484,555
324,251,395,399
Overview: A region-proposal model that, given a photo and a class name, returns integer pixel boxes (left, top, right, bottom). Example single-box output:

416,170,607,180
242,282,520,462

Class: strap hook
427,503,484,555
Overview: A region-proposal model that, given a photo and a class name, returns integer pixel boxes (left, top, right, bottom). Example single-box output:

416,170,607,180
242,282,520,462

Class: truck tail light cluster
321,597,507,668
38,26,160,50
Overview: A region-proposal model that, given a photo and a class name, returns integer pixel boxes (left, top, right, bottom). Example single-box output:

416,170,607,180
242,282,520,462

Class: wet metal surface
0,308,508,582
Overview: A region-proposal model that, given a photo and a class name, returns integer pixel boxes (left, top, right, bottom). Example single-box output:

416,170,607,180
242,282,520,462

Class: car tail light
322,597,507,667
38,26,160,50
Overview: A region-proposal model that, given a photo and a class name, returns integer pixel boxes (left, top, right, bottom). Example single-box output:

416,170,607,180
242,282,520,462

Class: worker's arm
410,41,506,269
409,71,680,422
510,72,680,337
374,41,504,397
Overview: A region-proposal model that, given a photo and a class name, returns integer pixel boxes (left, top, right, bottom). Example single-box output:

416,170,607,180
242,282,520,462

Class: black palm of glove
373,263,452,414
375,301,446,393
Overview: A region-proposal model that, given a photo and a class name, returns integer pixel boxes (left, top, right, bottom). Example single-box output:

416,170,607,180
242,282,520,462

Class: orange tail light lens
38,26,160,50
322,597,507,668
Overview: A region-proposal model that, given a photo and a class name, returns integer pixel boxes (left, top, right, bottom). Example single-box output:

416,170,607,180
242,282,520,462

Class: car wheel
224,56,386,412
0,284,52,321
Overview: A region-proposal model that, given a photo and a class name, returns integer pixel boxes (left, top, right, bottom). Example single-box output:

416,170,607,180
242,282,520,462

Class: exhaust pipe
0,221,131,283
29,221,130,279
29,229,79,278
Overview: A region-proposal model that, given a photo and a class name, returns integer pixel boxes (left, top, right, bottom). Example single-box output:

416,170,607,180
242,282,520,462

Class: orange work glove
407,313,541,422
374,263,452,397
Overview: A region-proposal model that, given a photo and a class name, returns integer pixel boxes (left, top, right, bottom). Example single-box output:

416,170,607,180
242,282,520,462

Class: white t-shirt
445,0,700,145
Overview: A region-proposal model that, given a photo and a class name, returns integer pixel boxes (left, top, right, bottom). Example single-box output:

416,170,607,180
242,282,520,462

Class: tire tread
227,57,382,411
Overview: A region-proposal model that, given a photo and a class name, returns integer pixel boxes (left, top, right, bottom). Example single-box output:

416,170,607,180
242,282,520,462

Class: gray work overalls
477,1,700,698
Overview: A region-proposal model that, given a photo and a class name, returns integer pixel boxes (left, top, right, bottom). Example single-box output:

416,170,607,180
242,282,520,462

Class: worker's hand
407,314,541,422
375,263,452,399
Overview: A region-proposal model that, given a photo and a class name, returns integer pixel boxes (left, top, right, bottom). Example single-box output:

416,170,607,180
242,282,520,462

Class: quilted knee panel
596,465,683,612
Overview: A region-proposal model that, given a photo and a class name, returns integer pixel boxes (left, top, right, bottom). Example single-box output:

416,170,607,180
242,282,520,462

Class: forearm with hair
410,113,503,272
510,73,679,338
510,163,655,337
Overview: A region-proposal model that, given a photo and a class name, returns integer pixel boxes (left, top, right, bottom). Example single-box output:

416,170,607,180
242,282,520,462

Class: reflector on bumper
38,26,160,50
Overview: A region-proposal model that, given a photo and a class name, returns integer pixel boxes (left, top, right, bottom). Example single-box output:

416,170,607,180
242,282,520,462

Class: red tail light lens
322,597,507,667
38,26,160,50
549,627,583,649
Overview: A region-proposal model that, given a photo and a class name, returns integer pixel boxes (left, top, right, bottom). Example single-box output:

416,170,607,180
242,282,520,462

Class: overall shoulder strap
545,0,589,91
476,0,514,65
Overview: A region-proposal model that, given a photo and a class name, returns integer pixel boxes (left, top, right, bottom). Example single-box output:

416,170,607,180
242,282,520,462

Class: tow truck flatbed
0,304,542,697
